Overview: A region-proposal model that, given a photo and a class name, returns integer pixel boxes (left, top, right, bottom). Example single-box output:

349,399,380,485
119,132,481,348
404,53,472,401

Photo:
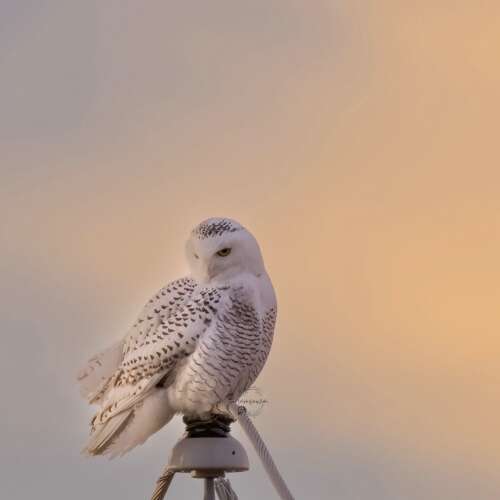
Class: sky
1,1,499,499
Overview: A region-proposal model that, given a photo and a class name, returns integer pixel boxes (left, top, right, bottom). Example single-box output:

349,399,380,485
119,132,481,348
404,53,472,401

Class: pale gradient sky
1,2,500,499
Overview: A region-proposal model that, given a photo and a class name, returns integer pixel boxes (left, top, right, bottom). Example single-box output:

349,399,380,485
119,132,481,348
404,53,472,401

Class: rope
150,466,175,500
226,403,295,500
214,477,239,500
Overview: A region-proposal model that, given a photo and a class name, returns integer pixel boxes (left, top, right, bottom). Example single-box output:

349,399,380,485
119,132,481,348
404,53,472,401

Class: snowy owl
77,217,277,457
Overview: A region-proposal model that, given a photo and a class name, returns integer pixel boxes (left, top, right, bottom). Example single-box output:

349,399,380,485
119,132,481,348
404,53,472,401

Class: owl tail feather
83,388,175,458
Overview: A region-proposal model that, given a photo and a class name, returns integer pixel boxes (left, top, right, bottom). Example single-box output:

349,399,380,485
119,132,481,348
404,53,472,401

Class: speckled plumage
78,218,277,457
192,219,242,239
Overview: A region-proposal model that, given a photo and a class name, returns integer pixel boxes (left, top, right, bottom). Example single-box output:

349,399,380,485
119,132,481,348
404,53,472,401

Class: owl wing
84,284,268,457
122,277,198,358
77,276,197,403
89,286,222,430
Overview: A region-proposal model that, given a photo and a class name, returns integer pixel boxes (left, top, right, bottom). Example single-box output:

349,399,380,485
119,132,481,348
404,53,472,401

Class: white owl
77,217,277,457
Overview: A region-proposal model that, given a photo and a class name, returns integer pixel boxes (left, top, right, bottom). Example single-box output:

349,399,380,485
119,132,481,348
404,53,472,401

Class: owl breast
167,295,275,418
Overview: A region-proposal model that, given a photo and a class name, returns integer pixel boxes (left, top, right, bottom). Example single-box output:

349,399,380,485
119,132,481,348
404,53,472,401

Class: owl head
185,217,266,284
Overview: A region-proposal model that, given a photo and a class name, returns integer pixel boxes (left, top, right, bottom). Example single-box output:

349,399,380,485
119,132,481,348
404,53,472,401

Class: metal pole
204,477,216,500
150,414,248,500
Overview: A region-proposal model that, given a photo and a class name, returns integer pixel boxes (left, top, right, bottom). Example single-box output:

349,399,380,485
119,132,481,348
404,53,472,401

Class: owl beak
198,262,214,283
206,262,216,280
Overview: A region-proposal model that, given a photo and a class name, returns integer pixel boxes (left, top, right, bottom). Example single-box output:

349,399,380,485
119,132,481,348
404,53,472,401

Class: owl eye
216,247,232,257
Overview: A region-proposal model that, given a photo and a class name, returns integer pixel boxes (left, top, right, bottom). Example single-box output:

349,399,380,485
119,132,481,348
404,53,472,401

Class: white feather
78,218,277,460
85,388,175,458
106,388,175,458
77,339,124,403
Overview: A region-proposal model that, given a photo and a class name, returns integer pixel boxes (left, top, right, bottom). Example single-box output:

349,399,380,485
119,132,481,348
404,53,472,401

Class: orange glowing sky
1,2,499,499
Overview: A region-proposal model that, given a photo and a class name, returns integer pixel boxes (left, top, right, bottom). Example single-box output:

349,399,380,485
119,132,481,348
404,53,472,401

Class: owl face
185,218,265,283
